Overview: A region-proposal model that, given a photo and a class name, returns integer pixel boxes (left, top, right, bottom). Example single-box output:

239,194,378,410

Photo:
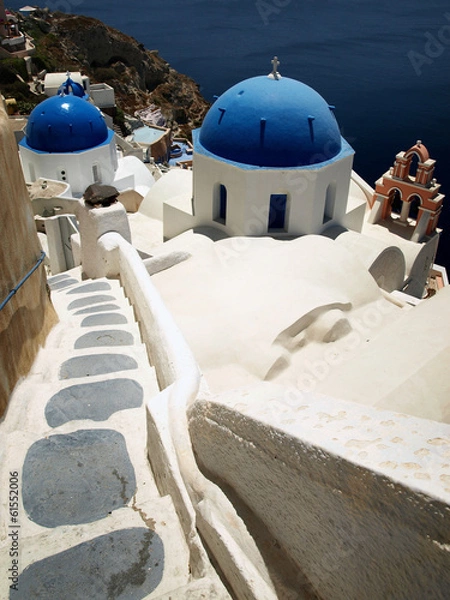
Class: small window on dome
268,194,288,232
213,184,227,224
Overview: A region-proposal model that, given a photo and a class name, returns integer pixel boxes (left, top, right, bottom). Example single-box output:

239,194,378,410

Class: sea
8,0,450,267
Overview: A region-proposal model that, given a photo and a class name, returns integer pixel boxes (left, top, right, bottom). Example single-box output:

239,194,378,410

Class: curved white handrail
98,232,277,599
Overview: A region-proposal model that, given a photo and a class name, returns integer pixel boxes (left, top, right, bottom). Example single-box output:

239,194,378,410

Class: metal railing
0,251,46,311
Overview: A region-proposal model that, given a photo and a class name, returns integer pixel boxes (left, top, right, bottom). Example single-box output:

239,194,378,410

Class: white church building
192,60,363,237
161,59,365,239
18,77,154,198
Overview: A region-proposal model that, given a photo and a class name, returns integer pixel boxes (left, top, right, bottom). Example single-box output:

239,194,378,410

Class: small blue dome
25,94,108,153
199,76,342,167
57,77,86,98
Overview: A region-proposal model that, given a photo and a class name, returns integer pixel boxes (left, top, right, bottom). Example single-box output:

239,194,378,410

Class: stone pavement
0,271,223,599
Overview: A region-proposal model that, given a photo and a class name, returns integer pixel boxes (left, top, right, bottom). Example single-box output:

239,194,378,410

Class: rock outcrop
3,9,210,136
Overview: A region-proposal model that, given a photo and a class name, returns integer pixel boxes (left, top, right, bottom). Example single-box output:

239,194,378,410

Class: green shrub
0,64,18,84
93,67,117,82
1,58,29,80
31,54,49,72
0,80,33,102
114,106,125,125
16,99,41,114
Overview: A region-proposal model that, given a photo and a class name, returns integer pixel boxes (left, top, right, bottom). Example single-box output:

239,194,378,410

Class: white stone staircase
0,270,229,599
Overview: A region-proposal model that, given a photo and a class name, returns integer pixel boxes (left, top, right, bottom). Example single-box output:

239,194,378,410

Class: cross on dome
268,56,282,80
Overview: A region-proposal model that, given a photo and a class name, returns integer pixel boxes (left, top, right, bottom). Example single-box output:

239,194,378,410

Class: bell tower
368,141,444,242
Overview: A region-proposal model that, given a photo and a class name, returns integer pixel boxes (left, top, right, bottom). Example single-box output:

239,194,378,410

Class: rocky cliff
2,8,210,136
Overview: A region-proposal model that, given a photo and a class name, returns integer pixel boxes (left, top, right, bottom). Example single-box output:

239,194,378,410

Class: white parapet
76,200,131,279
189,382,450,599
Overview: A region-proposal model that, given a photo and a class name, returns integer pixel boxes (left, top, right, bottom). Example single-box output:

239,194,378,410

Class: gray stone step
45,377,144,427
10,527,165,599
47,271,81,291
51,275,135,321
0,494,193,599
22,428,136,528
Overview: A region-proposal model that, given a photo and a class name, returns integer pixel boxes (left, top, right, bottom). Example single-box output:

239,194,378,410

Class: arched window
389,189,402,215
409,195,421,221
408,153,420,180
213,184,227,224
323,182,336,223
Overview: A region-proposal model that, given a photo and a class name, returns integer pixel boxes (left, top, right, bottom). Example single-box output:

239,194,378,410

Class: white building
43,72,90,97
192,64,364,237
19,89,117,196
163,63,365,240
18,79,154,198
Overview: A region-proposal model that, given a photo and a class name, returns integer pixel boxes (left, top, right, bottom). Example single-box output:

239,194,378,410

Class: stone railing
96,228,278,599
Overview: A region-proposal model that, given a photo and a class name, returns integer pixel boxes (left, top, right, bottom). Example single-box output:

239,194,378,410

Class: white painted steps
0,270,229,599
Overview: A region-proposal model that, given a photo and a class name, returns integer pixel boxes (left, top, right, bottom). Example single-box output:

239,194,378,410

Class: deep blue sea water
7,0,450,267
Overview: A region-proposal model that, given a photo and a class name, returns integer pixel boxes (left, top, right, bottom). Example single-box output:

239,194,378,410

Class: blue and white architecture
191,59,364,236
2,56,450,600
19,86,118,197
18,76,156,200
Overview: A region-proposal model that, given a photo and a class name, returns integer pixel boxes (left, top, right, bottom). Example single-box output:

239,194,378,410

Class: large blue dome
25,94,108,153
199,75,342,167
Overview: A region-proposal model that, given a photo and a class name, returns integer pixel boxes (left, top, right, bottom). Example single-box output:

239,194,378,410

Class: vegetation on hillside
0,8,209,136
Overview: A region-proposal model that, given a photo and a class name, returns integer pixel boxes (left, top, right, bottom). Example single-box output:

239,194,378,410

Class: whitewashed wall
189,384,450,599
191,149,357,237
19,137,117,196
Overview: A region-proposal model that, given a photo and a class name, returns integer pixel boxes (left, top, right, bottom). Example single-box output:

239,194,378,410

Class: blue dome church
19,78,118,196
188,58,365,237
